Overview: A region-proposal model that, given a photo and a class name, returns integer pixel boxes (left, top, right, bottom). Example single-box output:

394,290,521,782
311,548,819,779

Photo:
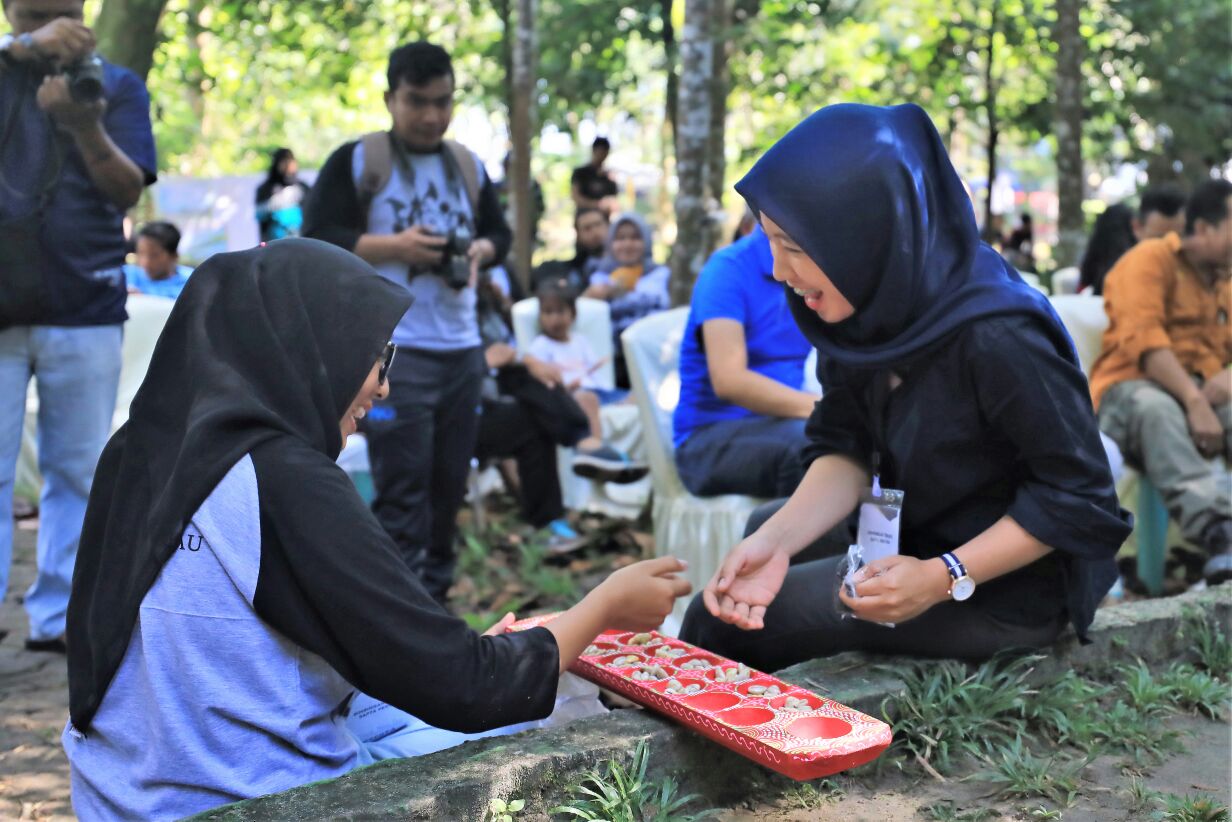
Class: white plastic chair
512,296,617,390
510,296,649,520
16,294,176,501
621,308,765,632
1051,266,1081,296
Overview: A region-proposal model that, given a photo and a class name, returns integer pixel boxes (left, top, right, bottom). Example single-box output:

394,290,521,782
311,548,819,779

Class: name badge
857,484,904,563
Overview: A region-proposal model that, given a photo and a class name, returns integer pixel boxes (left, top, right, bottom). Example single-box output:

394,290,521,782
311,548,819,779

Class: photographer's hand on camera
466,237,496,288
34,74,144,210
37,73,101,131
395,225,447,268
9,17,94,65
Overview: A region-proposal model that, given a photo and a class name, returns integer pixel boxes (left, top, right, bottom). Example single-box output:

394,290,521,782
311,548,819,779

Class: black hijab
67,238,411,731
735,103,1076,373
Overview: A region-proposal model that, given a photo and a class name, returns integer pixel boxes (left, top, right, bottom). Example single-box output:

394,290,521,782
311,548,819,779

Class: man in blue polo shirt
672,225,819,498
0,0,156,652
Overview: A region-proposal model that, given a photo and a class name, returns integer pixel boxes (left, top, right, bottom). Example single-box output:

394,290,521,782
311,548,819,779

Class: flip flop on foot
571,444,649,484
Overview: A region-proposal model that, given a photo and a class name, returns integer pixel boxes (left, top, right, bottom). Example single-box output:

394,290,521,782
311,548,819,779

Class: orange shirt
1089,233,1232,409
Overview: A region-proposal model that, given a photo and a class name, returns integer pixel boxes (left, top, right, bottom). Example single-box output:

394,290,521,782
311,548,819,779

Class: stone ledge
192,584,1230,821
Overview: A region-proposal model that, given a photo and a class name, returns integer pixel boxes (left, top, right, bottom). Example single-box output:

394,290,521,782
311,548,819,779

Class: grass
454,519,581,632
782,779,844,809
970,737,1087,807
880,654,1039,774
919,802,999,821
1151,792,1231,822
551,741,719,822
1185,610,1232,679
1158,663,1229,720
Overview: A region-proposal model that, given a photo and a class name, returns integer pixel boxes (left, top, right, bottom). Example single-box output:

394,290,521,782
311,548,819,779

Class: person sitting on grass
527,280,648,484
62,239,691,821
679,104,1131,672
122,221,193,300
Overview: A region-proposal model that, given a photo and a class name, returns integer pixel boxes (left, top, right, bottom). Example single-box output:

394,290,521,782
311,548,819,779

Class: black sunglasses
378,342,397,385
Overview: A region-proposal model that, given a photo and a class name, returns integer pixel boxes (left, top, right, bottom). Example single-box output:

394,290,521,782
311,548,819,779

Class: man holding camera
304,41,510,604
0,0,155,650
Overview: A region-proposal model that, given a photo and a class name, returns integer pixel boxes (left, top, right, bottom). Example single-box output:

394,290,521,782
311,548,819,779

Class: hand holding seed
593,556,693,632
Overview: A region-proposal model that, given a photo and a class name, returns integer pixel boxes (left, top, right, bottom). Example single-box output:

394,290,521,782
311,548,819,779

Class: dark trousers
679,499,1064,672
675,416,808,499
366,346,484,603
476,395,564,528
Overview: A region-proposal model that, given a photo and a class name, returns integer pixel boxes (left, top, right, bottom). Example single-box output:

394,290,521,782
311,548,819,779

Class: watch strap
940,552,967,581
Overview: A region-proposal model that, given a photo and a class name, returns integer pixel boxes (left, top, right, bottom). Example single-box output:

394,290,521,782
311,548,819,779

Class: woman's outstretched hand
703,532,791,631
838,555,950,624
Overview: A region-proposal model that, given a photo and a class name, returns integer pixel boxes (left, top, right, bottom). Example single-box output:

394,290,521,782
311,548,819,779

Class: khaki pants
1098,379,1231,548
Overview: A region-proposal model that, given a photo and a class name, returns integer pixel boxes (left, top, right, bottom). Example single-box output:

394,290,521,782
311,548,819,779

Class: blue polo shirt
0,59,157,326
672,226,812,448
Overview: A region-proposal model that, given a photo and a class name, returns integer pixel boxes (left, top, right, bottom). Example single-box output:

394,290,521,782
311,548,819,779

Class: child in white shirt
528,282,646,483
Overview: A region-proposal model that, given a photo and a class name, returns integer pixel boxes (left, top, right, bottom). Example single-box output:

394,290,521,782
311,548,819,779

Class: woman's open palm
702,535,791,631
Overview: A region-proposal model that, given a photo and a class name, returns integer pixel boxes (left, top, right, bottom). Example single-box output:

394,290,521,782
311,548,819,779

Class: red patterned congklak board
507,615,892,781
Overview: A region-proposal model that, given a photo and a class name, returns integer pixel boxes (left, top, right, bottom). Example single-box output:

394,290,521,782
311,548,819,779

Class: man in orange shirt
1090,179,1232,584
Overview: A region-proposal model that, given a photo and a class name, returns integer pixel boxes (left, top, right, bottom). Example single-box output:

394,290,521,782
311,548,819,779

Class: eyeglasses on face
378,342,396,385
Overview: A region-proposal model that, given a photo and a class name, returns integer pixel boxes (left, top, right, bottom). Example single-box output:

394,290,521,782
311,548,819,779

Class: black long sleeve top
804,314,1132,639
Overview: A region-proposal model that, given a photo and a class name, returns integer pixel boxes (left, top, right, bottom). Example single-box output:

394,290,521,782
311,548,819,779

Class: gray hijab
600,211,658,272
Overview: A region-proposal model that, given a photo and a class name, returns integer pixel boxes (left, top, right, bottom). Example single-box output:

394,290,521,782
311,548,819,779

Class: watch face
952,576,976,602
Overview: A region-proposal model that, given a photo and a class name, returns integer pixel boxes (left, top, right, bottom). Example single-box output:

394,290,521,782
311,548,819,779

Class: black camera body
434,226,473,289
65,54,105,103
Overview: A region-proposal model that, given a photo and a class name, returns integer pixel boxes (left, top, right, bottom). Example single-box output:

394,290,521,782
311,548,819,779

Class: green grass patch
880,654,1038,774
970,737,1088,807
552,741,719,822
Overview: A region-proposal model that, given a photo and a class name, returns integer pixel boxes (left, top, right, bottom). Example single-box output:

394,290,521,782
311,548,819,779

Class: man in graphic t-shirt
304,41,511,603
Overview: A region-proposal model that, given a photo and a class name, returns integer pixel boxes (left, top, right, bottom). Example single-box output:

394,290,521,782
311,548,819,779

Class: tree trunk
707,0,729,208
668,0,715,307
508,0,537,292
663,0,680,161
1053,0,1085,269
493,0,514,124
93,0,170,81
981,2,999,236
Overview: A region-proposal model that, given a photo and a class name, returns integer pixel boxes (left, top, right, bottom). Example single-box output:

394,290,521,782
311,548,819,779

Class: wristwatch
0,33,39,66
940,552,976,601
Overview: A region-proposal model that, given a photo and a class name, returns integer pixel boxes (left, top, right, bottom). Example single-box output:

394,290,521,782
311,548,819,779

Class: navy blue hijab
735,103,1075,372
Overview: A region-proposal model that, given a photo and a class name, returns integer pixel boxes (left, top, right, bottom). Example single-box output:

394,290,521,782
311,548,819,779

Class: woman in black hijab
680,104,1130,672
62,239,689,820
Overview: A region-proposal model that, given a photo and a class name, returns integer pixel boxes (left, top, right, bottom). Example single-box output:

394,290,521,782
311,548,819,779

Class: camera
434,226,473,290
65,54,104,104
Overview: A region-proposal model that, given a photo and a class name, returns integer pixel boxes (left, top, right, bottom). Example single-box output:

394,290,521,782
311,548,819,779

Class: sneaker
548,519,579,539
571,444,649,484
1201,520,1232,586
544,519,587,555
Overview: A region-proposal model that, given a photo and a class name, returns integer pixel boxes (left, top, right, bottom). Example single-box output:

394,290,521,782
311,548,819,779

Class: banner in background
150,171,317,263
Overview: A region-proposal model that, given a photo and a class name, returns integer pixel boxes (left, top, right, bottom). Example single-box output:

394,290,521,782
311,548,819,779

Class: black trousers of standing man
365,346,484,604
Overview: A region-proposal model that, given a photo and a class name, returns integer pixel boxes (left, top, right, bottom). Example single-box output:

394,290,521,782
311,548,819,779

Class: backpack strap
356,131,394,228
443,139,481,217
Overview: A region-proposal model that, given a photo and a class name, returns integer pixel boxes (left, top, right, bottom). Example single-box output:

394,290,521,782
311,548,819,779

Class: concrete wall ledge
192,584,1230,821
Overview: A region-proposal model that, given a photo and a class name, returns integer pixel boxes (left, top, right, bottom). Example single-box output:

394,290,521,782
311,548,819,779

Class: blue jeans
675,415,808,498
0,325,122,640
